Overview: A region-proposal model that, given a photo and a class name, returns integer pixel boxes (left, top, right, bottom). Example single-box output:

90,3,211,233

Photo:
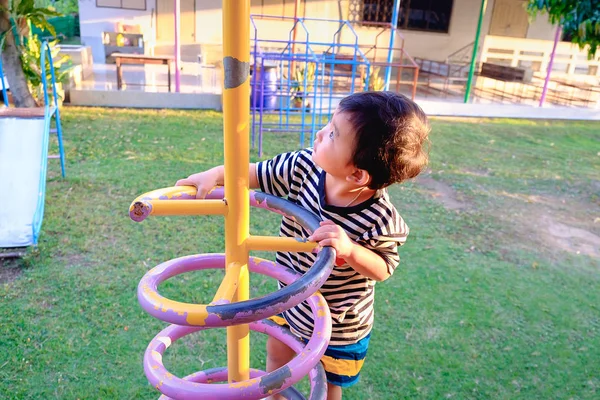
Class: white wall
353,0,557,62
196,0,222,44
377,0,492,62
526,13,557,40
78,0,558,64
247,0,558,62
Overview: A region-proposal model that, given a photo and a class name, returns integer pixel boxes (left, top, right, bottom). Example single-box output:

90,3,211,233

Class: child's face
312,109,356,178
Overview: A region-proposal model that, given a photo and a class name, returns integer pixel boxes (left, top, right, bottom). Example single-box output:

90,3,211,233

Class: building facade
79,0,558,64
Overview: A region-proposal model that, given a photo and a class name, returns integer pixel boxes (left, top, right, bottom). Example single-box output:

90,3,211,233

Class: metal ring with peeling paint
158,368,307,400
137,189,335,327
144,255,330,400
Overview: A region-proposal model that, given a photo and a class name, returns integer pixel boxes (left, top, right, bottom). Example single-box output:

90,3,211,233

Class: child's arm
308,220,391,281
176,164,259,198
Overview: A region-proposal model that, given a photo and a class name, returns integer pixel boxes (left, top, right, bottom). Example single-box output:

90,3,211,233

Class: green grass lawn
1,108,599,399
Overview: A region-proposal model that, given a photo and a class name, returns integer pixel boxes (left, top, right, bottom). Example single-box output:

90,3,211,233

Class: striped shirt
256,149,408,345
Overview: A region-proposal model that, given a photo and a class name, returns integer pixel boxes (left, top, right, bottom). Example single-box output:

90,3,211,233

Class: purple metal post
251,36,259,149
258,58,266,157
539,25,561,107
174,0,181,92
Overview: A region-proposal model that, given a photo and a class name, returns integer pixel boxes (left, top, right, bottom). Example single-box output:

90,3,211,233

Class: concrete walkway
418,99,600,121
67,62,600,120
69,91,600,121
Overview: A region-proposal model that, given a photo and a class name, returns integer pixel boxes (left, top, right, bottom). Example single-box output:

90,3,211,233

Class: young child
176,91,430,399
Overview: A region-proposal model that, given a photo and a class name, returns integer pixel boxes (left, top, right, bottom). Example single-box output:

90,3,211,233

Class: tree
0,0,59,107
527,0,600,59
35,0,78,15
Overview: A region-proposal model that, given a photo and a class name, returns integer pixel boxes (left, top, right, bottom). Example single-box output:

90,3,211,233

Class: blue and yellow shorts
269,315,371,388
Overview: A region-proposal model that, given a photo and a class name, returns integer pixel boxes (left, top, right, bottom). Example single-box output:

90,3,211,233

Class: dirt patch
495,192,600,260
462,168,491,177
0,258,23,284
540,216,600,258
60,253,92,269
416,174,469,211
415,173,599,260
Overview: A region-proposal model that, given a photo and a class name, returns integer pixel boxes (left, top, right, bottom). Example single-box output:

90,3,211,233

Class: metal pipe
539,25,561,107
246,236,316,253
174,0,181,92
222,0,251,383
464,0,487,103
384,0,401,90
290,0,301,72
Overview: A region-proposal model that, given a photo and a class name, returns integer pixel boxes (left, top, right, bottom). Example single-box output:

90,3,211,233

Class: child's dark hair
338,91,430,190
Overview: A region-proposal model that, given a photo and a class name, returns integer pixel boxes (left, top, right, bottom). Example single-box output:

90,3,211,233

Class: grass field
1,108,599,399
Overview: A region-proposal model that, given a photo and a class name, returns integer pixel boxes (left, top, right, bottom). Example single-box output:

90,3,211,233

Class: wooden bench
480,62,532,83
111,53,174,92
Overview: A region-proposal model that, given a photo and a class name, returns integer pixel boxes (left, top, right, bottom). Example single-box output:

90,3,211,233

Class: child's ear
347,168,371,186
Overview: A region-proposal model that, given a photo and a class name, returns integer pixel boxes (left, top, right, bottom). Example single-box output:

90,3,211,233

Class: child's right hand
175,171,218,199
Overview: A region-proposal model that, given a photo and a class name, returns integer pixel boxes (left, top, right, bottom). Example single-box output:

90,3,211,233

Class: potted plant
363,66,385,92
291,62,315,109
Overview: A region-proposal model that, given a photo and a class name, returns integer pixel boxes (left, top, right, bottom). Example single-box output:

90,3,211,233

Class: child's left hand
308,220,355,259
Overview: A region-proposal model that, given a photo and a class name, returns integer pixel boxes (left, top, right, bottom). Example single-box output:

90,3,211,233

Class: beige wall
190,0,558,61
347,0,557,62
525,12,556,40
80,0,559,64
196,0,223,44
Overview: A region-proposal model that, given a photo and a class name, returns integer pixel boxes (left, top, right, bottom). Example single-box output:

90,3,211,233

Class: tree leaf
527,0,600,58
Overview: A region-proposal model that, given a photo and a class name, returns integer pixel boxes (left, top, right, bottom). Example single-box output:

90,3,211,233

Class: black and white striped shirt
256,149,408,345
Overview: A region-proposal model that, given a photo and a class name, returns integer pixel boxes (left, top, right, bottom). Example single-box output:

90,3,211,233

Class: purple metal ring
134,187,335,328
158,366,309,399
138,253,332,328
144,255,330,400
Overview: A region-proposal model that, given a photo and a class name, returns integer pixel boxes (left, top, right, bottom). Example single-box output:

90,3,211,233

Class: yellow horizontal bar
246,236,317,253
147,200,228,216
211,262,242,305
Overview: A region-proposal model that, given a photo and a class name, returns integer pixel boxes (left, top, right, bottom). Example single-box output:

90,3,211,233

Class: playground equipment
129,2,335,398
249,15,420,157
0,41,66,249
358,22,420,99
250,16,372,156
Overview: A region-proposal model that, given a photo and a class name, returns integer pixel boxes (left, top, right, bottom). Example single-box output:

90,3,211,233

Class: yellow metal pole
211,262,242,305
223,0,251,383
246,236,317,253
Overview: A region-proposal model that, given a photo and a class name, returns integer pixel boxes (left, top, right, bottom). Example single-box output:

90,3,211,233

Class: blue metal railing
249,15,372,156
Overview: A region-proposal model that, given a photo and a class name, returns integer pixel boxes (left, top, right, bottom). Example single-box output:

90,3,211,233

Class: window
251,0,304,18
97,0,146,11
362,0,453,33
